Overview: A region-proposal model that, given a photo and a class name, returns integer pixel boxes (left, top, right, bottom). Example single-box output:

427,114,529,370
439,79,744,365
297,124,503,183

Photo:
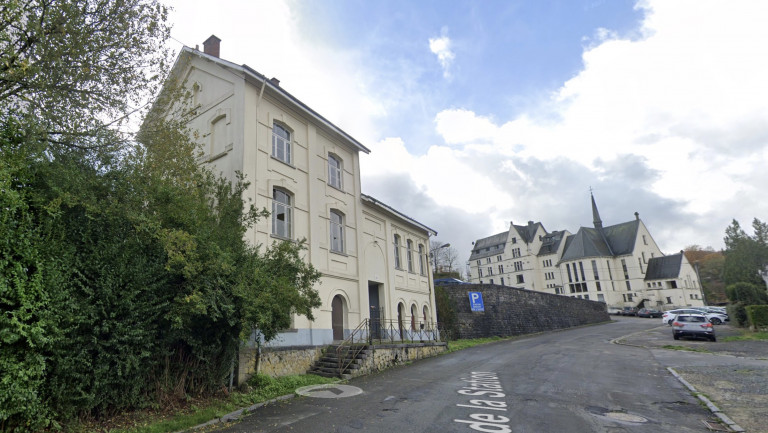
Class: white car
662,309,729,325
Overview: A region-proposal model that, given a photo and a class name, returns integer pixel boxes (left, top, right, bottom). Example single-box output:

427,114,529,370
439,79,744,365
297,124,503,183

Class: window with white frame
407,239,414,272
487,266,493,276
328,154,342,189
272,188,292,238
271,123,291,164
330,210,344,253
394,235,402,269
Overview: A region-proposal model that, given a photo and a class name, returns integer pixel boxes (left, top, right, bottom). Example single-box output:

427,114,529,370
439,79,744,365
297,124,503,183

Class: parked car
671,314,716,341
636,308,662,318
619,307,638,316
662,309,729,325
433,278,469,285
607,306,621,315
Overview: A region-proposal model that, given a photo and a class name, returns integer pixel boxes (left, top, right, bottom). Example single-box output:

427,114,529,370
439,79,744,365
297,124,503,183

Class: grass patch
720,331,768,342
661,345,711,353
445,336,512,353
67,374,337,433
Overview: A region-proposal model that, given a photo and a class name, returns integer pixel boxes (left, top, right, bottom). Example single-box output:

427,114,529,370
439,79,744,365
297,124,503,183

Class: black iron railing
336,319,446,376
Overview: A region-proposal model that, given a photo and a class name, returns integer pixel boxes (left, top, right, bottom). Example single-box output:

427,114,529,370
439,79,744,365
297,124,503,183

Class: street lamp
430,243,451,273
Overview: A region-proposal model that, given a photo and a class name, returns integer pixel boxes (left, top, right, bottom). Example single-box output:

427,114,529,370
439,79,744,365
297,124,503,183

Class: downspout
251,76,268,378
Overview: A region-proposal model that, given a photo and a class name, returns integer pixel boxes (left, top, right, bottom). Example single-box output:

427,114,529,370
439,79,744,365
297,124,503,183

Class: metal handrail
335,319,446,376
336,319,370,377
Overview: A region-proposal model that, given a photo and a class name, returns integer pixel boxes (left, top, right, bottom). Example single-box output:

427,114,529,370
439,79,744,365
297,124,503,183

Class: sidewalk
617,321,768,433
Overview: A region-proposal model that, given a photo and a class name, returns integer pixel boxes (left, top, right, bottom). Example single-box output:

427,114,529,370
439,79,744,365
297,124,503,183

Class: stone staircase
307,344,371,379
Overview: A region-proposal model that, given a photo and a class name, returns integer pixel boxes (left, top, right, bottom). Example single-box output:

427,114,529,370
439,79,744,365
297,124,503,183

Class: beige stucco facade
162,40,437,348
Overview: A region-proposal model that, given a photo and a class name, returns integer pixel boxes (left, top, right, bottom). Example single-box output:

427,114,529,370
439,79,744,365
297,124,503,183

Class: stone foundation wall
439,284,610,339
237,345,323,384
354,342,447,377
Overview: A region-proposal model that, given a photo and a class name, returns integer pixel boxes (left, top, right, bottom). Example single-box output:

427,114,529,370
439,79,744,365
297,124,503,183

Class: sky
164,0,768,274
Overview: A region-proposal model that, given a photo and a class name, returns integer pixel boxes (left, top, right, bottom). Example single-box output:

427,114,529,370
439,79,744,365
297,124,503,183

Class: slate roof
560,220,640,262
537,230,567,256
469,232,507,261
513,222,545,244
644,253,683,280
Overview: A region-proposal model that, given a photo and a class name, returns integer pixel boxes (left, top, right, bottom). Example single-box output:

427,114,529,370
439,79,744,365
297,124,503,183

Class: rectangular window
566,264,573,283
643,235,647,245
621,259,629,279
591,260,599,280
476,260,481,266
638,257,644,274
625,280,631,291
407,240,414,272
498,264,504,274
579,262,586,281
490,279,494,285
670,280,678,288
394,235,401,269
595,282,601,292
418,244,425,275
328,154,342,189
497,255,502,262
512,237,517,244
666,297,672,304
500,277,505,286
487,257,491,264
584,294,589,300
597,294,605,302
272,123,291,164
642,251,646,263
478,268,483,278
514,261,523,271
627,293,633,301
330,210,344,253
516,274,524,284
607,260,613,279
272,189,292,238
487,266,493,276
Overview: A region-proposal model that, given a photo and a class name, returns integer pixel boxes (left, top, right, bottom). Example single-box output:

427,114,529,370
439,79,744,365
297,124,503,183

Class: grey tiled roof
644,253,683,280
537,230,567,256
513,222,544,244
560,220,640,262
469,232,507,261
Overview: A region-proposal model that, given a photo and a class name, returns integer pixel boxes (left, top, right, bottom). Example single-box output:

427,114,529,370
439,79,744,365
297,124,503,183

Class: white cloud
429,27,455,79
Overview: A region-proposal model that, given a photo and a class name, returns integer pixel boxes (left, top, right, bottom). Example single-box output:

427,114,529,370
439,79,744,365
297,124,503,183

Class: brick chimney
203,35,221,58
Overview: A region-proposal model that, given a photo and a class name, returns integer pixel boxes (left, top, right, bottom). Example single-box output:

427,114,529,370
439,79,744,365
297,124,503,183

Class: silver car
672,314,716,342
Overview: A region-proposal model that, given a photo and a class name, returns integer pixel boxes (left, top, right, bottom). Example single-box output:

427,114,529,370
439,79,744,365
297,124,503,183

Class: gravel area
617,320,768,432
674,365,768,433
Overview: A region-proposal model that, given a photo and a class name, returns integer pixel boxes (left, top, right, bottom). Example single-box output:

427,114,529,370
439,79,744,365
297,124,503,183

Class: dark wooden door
332,296,344,341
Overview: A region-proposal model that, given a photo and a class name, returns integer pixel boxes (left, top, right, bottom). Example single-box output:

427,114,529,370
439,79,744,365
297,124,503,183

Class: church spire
591,191,603,229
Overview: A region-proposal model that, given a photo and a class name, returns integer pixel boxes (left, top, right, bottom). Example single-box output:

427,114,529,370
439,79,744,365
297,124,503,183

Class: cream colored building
159,36,437,347
468,194,705,310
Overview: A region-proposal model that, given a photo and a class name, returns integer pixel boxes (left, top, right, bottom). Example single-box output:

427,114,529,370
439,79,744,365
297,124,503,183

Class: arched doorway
410,304,417,330
332,295,345,341
397,302,405,340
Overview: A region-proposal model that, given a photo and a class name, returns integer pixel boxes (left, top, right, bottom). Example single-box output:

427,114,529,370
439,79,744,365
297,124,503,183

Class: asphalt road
206,318,730,433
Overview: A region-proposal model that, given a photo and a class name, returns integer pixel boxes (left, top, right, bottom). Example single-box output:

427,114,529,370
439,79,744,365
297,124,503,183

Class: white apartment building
156,36,437,347
468,194,705,310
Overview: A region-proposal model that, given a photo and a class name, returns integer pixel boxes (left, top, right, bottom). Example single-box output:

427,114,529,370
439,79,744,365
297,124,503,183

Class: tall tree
722,219,768,287
0,0,171,149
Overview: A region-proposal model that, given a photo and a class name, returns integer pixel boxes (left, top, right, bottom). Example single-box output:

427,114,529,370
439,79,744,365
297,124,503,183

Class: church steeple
591,191,603,229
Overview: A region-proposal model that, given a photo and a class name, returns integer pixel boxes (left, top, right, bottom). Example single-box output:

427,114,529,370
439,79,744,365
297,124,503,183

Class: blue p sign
468,292,484,312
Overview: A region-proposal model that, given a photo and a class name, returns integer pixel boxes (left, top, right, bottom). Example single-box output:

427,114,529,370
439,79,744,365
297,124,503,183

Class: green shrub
745,305,768,330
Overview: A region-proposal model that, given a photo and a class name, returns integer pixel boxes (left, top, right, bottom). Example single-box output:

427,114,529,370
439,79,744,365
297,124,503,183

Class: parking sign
468,292,484,312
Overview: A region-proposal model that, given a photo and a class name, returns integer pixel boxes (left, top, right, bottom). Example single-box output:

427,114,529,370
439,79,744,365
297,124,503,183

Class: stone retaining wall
238,345,323,384
354,342,448,377
439,284,610,339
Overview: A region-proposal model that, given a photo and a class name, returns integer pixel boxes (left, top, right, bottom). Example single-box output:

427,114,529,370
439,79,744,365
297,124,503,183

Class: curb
666,367,745,432
180,394,295,432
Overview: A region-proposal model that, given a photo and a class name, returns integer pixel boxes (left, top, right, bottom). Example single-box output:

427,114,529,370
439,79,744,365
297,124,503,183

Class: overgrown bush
726,282,768,327
745,305,768,330
434,285,460,341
